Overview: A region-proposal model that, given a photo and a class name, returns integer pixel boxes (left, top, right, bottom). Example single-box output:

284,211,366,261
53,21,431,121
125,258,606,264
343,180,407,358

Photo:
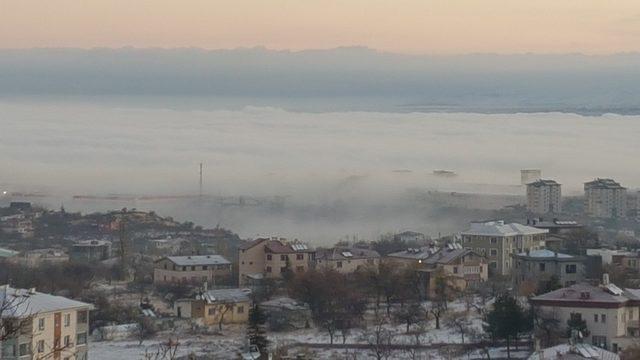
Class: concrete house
461,220,548,277
314,247,380,273
174,288,251,326
531,276,640,353
0,285,93,360
417,245,488,298
238,238,314,285
513,249,585,291
154,255,232,285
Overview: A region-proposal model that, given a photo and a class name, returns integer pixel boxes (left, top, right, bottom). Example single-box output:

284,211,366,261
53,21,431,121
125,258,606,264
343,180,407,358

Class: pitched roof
162,255,230,266
0,286,93,317
198,288,252,304
315,247,380,261
530,283,635,307
238,238,268,250
423,248,477,265
387,247,436,260
516,249,575,259
528,343,619,360
462,221,548,236
264,240,312,253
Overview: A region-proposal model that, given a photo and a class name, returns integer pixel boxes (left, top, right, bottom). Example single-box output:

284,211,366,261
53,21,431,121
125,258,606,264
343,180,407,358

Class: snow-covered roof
0,285,93,318
199,288,252,304
162,255,230,266
0,247,19,258
462,221,548,236
528,343,619,360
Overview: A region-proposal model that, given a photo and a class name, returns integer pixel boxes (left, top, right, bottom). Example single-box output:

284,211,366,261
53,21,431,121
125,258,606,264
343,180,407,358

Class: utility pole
199,162,203,198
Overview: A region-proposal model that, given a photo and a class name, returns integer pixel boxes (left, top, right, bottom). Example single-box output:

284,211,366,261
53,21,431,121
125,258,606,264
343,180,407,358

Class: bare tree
137,316,157,345
142,338,181,360
364,313,395,360
446,312,472,344
429,300,446,330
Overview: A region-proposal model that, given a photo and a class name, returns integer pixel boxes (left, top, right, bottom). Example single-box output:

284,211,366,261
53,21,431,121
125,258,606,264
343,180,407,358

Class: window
237,306,244,314
453,266,458,274
280,267,287,273
296,254,304,260
337,261,343,268
267,254,272,260
202,266,208,270
64,313,71,327
37,340,45,353
164,264,167,269
601,314,606,323
38,318,45,331
191,266,196,271
182,266,187,271
3,344,15,357
594,314,599,322
565,264,577,274
592,335,607,349
19,343,29,356
280,255,287,261
490,249,497,256
64,335,71,347
490,238,497,244
208,308,216,315
489,262,497,269
266,266,272,273
539,263,546,272
76,332,87,345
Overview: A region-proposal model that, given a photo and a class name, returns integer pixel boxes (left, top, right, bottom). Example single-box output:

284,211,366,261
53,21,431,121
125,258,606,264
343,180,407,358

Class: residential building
238,238,314,285
154,255,232,285
0,214,34,238
10,248,69,267
314,247,380,273
526,179,562,214
584,179,627,219
173,288,251,326
528,343,620,360
386,246,437,268
416,245,488,299
0,285,93,360
513,249,585,291
70,240,112,262
461,220,548,276
530,276,640,353
395,231,427,243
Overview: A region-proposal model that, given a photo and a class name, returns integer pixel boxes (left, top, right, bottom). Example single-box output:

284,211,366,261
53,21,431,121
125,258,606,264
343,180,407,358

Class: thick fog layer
3,48,640,113
1,102,638,242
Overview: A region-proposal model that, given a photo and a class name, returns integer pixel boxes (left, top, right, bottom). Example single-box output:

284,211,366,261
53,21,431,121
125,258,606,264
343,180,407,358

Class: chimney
603,273,610,286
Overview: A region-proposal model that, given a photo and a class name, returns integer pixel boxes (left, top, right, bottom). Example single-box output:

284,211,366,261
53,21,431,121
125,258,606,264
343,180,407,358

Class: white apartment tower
526,179,562,214
584,178,627,219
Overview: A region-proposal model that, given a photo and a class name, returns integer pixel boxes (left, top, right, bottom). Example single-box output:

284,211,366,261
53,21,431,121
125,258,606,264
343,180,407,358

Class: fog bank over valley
1,102,638,242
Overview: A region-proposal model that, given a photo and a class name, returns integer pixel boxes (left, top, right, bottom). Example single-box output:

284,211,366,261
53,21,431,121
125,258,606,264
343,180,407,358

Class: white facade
526,179,561,214
584,179,627,219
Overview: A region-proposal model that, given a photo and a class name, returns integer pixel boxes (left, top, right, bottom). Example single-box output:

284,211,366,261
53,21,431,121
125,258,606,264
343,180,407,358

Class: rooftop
516,249,575,259
163,255,231,266
72,239,111,247
387,246,436,260
528,343,619,360
423,247,477,265
315,247,380,261
0,285,93,317
264,240,312,254
462,220,548,237
198,288,252,304
527,179,561,187
584,178,626,190
530,283,640,307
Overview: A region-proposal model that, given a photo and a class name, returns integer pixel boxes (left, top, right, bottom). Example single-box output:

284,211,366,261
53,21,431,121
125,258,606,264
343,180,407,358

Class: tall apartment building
238,238,314,285
0,285,93,360
461,220,548,277
526,179,562,214
584,178,627,219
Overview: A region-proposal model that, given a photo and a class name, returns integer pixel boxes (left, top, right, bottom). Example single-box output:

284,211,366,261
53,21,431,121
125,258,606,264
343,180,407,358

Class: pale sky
1,0,640,54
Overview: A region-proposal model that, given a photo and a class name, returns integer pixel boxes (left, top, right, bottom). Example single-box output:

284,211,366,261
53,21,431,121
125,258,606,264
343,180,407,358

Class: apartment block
526,179,561,214
513,249,585,291
584,178,627,219
461,220,548,277
154,255,232,285
238,238,314,285
0,285,93,360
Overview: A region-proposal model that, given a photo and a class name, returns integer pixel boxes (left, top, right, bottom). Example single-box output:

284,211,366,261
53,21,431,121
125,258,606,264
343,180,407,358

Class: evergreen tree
483,293,529,359
247,304,269,357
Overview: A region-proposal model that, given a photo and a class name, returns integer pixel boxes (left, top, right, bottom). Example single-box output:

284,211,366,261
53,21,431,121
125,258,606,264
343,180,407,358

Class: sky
2,0,640,54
